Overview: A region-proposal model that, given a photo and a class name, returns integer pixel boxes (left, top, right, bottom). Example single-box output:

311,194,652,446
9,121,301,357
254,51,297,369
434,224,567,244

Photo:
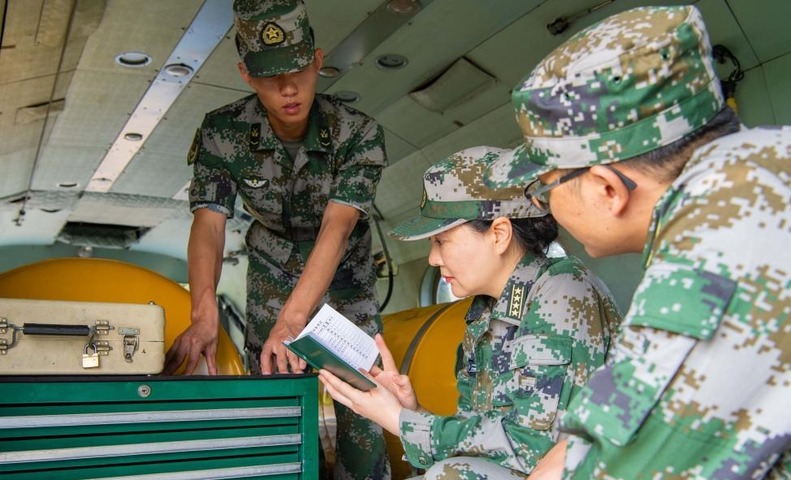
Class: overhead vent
57,222,151,249
409,57,497,113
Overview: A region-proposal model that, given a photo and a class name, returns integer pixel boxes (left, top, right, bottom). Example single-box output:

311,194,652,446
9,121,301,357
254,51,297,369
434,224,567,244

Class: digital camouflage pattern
188,92,390,480
561,126,791,479
389,146,545,241
406,456,527,480
486,5,725,188
233,0,315,77
400,253,622,477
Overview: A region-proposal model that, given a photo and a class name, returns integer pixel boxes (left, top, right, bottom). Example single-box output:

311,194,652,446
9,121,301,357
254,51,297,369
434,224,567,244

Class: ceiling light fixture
87,0,234,194
123,132,143,141
376,54,408,70
317,0,432,92
319,66,341,78
334,91,361,103
386,0,421,15
57,182,79,188
115,51,152,68
163,63,194,78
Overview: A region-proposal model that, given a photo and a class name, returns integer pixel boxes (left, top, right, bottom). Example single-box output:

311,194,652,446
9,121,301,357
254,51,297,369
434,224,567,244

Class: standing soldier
164,1,391,478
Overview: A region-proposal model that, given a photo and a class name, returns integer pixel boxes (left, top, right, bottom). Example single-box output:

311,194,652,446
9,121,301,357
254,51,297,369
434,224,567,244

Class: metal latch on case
119,327,140,362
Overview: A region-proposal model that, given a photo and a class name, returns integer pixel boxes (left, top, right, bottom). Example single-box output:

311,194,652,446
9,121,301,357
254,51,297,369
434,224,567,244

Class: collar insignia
243,177,269,189
319,127,331,148
261,23,285,46
250,124,261,148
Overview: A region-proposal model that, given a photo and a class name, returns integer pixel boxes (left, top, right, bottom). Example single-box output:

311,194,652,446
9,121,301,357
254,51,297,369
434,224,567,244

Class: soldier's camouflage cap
487,5,725,188
390,146,546,241
233,0,315,77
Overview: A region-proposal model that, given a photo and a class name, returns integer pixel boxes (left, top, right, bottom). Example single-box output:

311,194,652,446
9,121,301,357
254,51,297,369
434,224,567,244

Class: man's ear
237,62,250,83
313,48,324,69
589,164,631,216
490,217,513,254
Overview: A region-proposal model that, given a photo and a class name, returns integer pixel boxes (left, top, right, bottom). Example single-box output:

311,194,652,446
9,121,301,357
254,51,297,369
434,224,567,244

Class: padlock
82,343,100,369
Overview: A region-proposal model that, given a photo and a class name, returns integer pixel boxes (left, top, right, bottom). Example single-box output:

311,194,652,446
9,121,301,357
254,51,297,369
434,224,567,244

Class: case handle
23,323,91,336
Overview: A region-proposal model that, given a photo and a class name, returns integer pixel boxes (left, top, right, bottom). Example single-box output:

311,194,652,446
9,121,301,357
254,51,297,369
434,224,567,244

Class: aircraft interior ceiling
1,0,789,313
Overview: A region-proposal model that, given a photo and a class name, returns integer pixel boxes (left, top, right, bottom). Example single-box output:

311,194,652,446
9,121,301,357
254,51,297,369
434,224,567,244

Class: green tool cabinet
0,375,319,479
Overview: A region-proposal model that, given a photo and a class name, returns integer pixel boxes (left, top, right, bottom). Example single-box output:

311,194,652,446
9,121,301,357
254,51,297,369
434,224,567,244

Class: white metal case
0,298,165,374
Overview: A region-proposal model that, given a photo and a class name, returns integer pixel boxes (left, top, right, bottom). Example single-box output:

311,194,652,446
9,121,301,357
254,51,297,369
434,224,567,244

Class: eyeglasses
524,164,637,213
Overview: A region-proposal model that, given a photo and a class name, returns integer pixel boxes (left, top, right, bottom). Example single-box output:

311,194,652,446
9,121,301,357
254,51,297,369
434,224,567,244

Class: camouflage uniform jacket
188,93,387,325
400,252,621,474
561,126,791,479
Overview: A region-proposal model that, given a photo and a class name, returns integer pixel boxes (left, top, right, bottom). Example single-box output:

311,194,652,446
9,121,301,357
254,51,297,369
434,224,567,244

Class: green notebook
284,304,378,391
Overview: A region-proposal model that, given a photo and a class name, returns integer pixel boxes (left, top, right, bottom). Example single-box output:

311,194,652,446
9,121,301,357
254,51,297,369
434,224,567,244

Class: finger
375,334,399,372
320,369,353,394
288,351,304,374
393,374,410,386
163,336,180,364
358,367,378,381
369,365,383,376
319,372,353,408
162,340,185,375
319,369,362,402
183,349,202,375
275,346,289,374
260,344,273,374
204,348,218,376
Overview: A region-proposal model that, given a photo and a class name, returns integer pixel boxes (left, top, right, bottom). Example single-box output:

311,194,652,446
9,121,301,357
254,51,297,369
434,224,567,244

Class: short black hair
621,106,741,182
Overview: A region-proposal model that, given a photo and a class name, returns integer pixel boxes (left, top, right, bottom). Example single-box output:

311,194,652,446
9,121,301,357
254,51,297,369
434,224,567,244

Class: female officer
319,146,622,479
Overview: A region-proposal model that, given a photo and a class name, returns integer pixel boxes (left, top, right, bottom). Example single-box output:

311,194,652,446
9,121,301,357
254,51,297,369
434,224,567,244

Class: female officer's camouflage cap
389,146,546,241
233,0,315,77
487,5,725,188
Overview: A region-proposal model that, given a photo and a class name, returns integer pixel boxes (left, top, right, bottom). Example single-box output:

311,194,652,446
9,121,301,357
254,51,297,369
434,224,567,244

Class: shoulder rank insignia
249,124,261,149
261,22,285,46
187,129,200,165
243,177,269,189
507,284,525,319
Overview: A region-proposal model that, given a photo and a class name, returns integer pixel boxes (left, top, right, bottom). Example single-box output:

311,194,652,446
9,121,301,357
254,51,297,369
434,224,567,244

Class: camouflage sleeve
560,263,787,479
330,117,386,219
399,407,516,471
560,140,791,478
400,266,618,474
187,125,237,217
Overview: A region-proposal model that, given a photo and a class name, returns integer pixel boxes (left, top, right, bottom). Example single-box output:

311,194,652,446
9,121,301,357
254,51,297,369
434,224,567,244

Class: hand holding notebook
283,304,378,391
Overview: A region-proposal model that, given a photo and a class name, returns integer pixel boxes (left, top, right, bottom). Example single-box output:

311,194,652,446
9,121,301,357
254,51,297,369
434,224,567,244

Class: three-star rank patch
261,22,285,46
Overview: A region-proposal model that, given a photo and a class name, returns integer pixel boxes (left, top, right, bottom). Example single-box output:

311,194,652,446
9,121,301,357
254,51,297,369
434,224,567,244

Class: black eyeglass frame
524,164,637,212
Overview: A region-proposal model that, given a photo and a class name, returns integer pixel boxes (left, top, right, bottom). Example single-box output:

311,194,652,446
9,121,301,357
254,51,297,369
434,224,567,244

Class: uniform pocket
238,172,282,223
500,334,572,431
566,327,697,447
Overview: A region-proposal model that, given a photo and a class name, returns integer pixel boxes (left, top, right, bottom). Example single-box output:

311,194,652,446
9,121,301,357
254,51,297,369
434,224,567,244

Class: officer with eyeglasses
488,5,791,479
